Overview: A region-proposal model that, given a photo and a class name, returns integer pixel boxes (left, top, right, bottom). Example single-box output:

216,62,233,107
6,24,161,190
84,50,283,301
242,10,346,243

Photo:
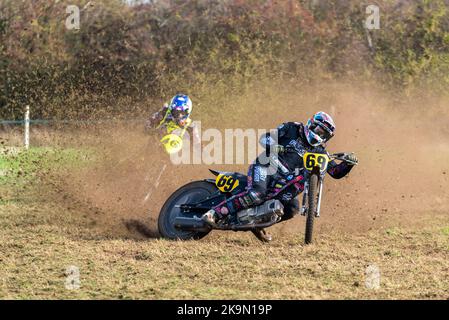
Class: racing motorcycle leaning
158,147,357,244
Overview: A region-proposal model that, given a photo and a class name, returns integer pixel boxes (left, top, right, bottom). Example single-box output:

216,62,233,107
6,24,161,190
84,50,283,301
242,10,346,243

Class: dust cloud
34,81,449,239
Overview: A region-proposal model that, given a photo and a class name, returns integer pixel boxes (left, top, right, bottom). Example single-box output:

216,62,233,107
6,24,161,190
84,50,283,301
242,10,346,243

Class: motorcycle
145,113,189,155
158,148,356,244
159,121,187,154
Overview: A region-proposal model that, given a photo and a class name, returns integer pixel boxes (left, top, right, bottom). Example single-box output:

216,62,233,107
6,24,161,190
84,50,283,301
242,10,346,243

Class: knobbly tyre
158,147,358,244
158,122,187,154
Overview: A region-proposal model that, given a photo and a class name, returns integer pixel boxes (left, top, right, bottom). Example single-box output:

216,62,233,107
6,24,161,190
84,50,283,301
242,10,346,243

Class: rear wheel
305,173,319,244
158,181,217,240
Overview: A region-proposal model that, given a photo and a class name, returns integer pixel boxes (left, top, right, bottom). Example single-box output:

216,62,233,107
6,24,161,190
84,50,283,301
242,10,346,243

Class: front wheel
305,173,319,244
158,181,217,240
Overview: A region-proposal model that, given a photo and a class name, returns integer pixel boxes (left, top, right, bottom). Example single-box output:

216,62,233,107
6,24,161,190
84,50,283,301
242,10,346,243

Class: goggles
311,123,333,141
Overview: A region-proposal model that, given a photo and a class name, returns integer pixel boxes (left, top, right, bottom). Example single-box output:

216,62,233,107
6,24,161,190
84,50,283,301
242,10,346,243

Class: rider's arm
259,122,293,150
259,132,276,150
145,103,169,130
327,160,354,179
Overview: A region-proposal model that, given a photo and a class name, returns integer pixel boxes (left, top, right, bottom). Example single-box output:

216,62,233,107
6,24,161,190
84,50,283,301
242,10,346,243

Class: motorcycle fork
300,181,308,216
301,175,324,217
315,177,324,217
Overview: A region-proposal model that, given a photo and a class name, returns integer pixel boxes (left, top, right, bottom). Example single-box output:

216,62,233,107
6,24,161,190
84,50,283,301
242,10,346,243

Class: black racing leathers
212,122,354,220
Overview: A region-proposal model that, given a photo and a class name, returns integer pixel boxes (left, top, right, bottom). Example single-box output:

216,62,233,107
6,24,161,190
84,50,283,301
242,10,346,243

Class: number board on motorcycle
215,174,240,193
304,152,329,172
160,134,183,154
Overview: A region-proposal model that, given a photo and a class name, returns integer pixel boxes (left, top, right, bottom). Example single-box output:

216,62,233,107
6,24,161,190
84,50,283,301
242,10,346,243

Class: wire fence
1,108,147,149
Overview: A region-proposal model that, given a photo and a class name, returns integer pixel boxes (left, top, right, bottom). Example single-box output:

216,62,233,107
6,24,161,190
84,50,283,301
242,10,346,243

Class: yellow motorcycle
147,110,193,155
159,122,187,154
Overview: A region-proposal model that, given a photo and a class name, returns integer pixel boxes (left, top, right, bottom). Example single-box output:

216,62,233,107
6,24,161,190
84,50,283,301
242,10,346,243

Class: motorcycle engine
237,199,284,224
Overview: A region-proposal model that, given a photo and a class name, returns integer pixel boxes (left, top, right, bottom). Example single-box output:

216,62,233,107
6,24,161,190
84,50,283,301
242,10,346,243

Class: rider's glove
343,153,358,165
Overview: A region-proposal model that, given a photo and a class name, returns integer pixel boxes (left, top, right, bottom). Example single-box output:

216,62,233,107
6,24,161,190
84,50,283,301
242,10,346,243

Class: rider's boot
201,209,219,227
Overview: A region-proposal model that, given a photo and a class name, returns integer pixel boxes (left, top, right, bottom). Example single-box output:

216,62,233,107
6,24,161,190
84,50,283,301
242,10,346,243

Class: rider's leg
201,164,270,226
280,197,300,222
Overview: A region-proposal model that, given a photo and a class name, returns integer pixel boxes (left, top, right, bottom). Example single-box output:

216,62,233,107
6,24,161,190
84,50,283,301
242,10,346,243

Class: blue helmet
169,94,192,125
304,111,336,146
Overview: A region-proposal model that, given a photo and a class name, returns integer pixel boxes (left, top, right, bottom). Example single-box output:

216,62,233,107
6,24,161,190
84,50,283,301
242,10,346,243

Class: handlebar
329,152,349,161
281,145,355,163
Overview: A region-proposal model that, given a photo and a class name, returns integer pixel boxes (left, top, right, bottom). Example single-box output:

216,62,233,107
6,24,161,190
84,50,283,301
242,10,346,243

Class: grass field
0,198,447,299
0,148,448,299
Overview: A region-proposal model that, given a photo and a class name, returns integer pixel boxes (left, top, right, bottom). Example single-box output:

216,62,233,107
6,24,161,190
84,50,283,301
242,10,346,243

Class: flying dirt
34,81,449,241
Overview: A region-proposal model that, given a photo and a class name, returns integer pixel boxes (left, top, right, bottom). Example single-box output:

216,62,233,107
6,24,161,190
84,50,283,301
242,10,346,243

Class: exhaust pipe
174,216,211,232
174,202,281,232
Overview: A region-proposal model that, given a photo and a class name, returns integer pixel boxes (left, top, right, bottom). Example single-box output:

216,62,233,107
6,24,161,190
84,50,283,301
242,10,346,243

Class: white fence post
24,105,30,150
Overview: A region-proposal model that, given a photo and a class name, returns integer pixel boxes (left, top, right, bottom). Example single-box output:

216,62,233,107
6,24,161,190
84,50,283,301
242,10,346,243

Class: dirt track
47,82,449,240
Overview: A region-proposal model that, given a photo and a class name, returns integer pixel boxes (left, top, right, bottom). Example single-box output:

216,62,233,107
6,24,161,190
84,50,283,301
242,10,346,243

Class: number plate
304,152,329,172
160,134,183,154
215,174,240,193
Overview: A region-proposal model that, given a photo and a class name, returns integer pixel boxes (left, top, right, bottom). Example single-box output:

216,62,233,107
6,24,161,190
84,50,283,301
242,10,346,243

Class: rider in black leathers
201,112,358,231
